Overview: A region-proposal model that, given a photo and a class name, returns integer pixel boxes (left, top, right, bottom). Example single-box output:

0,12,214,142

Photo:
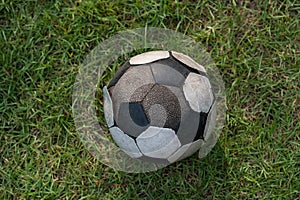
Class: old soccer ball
103,51,216,164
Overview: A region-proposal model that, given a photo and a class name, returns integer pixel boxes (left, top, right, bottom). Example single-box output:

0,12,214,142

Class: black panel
193,112,208,141
129,102,149,127
108,61,131,88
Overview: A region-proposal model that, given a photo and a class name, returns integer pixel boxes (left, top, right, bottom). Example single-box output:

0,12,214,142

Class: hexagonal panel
136,126,181,159
183,73,214,113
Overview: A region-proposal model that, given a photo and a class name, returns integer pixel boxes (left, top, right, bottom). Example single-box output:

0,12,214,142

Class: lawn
1,0,299,199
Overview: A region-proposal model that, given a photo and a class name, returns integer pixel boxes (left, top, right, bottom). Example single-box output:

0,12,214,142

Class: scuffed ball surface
104,51,215,164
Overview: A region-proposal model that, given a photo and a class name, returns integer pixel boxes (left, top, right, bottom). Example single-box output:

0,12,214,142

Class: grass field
1,0,299,199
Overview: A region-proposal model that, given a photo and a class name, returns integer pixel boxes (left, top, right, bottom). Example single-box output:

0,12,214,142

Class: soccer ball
103,51,216,164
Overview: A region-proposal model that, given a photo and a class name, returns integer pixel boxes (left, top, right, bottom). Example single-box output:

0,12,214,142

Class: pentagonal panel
103,86,114,128
142,84,181,130
117,102,149,138
171,51,206,73
129,102,149,127
150,63,185,87
111,65,155,122
109,127,142,158
136,126,181,159
183,73,214,113
129,51,170,65
168,139,204,163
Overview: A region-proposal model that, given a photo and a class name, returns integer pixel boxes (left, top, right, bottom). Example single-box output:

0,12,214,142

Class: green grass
1,0,299,199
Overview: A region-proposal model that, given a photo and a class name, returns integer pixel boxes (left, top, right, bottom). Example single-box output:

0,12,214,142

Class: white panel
171,51,206,73
109,127,142,158
169,139,204,163
204,101,217,140
167,143,190,163
198,102,218,159
183,73,214,113
136,126,181,159
129,51,170,65
103,86,114,127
